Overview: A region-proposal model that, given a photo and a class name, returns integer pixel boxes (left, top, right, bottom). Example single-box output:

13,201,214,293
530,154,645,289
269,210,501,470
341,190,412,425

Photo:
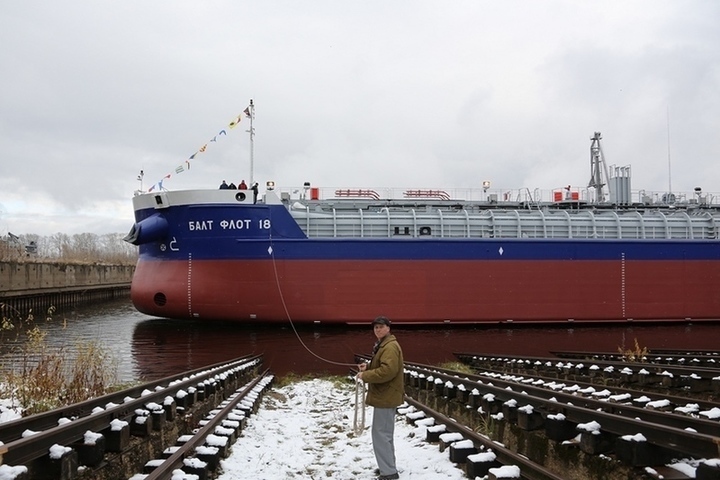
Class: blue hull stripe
141,237,720,261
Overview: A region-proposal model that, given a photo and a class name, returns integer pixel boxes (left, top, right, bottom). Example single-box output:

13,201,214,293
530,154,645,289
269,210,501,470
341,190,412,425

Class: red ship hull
131,258,720,324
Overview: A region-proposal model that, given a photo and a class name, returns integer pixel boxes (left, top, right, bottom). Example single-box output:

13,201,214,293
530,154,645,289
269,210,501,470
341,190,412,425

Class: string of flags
147,106,252,192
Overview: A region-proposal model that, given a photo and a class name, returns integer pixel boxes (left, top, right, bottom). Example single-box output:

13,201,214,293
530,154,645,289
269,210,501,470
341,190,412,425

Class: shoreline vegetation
0,305,122,418
0,232,137,265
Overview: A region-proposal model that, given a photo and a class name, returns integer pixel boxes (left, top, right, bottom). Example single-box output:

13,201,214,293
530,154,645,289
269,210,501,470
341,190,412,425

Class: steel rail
403,397,566,480
454,351,720,382
404,363,720,458
408,360,720,432
550,349,720,366
644,348,720,356
0,354,262,445
551,348,720,358
0,355,262,466
142,369,272,480
452,357,720,414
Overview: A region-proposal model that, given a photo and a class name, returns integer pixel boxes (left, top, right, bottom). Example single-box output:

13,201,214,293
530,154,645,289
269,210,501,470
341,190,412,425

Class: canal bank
0,261,133,315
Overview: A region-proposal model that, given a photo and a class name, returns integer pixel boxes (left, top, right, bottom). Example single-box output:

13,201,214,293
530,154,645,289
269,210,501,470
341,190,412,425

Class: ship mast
247,99,255,186
666,106,672,200
588,131,611,203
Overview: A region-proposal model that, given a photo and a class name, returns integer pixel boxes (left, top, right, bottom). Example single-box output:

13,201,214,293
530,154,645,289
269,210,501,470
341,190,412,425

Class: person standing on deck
357,316,404,480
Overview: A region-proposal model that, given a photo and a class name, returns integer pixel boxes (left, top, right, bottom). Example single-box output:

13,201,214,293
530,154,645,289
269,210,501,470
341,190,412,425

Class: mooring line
267,212,366,433
267,220,356,368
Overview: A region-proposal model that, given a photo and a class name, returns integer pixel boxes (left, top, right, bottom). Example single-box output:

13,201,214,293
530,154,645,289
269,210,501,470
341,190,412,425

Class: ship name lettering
220,219,253,229
189,220,214,231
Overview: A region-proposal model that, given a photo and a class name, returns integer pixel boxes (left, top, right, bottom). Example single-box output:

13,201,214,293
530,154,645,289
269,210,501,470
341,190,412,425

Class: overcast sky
1,1,718,236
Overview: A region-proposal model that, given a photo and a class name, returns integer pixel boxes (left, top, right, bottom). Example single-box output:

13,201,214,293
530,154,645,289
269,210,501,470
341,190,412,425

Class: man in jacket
357,316,404,480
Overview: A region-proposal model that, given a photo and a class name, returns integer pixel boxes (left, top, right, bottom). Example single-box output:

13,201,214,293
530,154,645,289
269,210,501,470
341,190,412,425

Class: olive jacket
363,334,404,408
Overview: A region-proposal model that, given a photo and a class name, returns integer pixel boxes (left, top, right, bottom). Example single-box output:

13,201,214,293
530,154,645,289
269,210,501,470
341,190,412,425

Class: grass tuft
617,337,648,363
438,361,474,374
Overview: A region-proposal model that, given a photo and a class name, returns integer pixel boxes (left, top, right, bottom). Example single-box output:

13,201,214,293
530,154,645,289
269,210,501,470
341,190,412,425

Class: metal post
353,379,366,435
247,99,255,186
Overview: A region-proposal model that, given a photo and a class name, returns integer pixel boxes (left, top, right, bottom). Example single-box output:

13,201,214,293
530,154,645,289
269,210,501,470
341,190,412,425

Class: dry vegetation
438,361,475,374
0,306,119,415
617,337,649,363
1,232,137,265
0,232,135,414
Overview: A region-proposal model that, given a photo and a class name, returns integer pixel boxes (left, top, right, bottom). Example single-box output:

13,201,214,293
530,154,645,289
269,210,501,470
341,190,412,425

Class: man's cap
372,316,391,326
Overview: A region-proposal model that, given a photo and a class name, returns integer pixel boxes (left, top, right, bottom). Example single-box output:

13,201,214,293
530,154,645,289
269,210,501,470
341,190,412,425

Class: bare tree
1,232,137,265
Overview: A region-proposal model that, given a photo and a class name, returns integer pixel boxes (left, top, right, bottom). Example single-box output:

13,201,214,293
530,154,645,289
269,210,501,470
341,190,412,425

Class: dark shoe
376,474,399,480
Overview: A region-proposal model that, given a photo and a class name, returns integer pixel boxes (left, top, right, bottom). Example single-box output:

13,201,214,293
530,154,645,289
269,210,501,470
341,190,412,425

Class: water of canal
1,298,718,383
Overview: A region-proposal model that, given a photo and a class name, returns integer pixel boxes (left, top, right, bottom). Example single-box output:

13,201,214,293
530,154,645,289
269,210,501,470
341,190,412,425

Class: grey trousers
371,407,397,476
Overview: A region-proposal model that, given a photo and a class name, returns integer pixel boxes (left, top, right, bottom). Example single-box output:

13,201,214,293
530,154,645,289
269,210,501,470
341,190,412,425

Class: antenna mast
247,99,255,186
135,170,144,196
666,106,672,197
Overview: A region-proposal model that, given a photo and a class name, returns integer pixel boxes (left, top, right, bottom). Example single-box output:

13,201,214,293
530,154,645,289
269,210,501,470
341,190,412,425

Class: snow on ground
1,377,713,478
217,378,467,480
0,398,22,424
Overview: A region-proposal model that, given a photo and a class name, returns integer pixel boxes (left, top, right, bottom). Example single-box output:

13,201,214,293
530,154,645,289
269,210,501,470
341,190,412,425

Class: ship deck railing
334,188,380,200
403,189,451,201
281,185,719,209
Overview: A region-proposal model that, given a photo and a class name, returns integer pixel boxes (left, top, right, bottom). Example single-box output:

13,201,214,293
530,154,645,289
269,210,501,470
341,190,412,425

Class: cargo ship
125,132,720,324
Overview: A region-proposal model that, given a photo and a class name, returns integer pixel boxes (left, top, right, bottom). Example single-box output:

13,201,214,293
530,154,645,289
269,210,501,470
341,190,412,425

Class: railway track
135,371,274,480
455,352,720,397
398,397,566,480
454,354,720,420
551,348,720,368
399,359,720,479
0,355,264,479
2,349,718,479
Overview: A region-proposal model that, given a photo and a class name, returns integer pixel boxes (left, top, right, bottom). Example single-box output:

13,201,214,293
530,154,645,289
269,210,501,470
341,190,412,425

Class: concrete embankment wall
0,261,134,294
0,261,135,314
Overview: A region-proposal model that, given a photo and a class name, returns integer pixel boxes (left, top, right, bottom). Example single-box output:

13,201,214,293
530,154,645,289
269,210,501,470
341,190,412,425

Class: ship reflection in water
131,318,720,380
